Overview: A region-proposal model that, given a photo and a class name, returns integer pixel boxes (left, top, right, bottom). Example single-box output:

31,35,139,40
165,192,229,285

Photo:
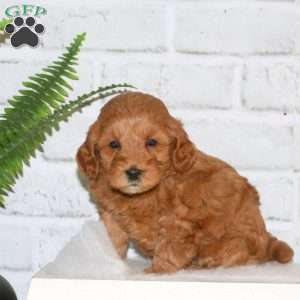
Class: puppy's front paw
116,243,128,259
144,258,178,274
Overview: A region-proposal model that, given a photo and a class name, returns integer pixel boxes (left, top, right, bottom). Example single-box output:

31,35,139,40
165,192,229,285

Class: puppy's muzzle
125,167,142,181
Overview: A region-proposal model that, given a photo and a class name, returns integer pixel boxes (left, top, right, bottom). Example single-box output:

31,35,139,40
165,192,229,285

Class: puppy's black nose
125,167,142,181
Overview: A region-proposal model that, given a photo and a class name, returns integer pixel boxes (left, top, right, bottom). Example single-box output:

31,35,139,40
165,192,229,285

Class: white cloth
36,221,300,283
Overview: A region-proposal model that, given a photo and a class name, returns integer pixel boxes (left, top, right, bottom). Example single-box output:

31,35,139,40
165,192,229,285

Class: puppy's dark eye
109,140,121,149
146,138,158,147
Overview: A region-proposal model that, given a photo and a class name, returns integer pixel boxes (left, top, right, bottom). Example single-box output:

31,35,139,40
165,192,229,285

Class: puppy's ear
167,117,197,173
76,122,101,182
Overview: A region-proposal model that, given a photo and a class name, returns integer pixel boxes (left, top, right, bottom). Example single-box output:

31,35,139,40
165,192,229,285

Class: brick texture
31,219,86,270
160,64,236,109
0,221,32,270
44,3,167,51
2,156,97,217
183,120,293,170
174,5,300,54
243,61,300,111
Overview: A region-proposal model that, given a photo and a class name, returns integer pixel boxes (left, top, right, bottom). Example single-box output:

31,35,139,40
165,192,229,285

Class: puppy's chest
113,194,159,242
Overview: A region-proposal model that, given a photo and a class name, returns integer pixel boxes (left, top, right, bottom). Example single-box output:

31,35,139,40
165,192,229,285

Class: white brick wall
174,3,300,54
161,63,237,109
1,0,300,299
243,60,300,111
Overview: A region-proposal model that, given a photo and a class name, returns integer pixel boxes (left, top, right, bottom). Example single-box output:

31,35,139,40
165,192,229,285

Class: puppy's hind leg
197,238,251,268
145,239,197,273
145,217,197,273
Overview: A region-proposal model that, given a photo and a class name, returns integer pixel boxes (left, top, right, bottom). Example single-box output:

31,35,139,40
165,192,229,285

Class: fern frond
0,33,86,206
0,33,85,147
0,84,134,206
0,31,135,207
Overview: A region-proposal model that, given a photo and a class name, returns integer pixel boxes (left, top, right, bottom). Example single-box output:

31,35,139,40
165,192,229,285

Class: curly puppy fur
77,92,293,273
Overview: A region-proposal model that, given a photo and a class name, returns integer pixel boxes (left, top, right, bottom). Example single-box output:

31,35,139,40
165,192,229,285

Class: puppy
77,92,293,273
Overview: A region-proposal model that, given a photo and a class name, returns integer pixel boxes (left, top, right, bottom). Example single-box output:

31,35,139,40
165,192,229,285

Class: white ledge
28,221,300,300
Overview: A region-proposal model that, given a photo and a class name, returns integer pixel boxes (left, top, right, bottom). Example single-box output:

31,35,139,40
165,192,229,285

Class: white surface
27,279,300,300
27,221,300,300
35,221,300,283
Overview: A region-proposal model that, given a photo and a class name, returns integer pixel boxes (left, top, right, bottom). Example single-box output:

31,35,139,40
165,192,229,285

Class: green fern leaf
0,33,87,206
0,31,135,207
0,33,86,145
0,84,134,206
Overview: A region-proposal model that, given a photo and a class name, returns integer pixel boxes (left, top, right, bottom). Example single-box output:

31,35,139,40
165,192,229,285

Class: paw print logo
5,16,45,48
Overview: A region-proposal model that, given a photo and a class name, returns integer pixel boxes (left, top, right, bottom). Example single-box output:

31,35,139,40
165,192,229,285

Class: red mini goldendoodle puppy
77,92,293,273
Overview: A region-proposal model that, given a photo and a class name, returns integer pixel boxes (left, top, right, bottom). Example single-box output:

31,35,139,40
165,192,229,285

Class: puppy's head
77,92,196,195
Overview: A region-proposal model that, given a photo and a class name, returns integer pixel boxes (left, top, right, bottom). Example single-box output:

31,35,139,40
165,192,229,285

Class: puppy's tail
267,236,294,263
